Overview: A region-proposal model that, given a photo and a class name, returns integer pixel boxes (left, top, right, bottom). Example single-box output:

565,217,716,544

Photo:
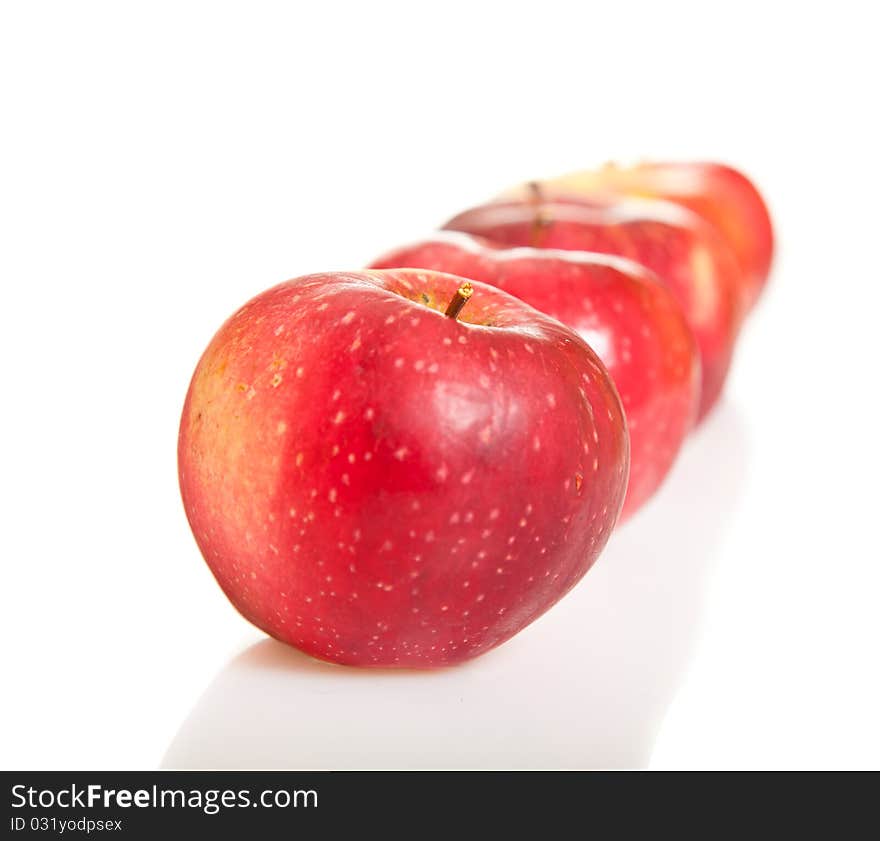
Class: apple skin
500,161,774,312
370,232,699,520
443,198,742,421
178,269,629,668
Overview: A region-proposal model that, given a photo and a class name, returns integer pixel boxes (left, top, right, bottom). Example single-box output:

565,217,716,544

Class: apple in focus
178,269,629,667
443,198,743,421
370,232,699,519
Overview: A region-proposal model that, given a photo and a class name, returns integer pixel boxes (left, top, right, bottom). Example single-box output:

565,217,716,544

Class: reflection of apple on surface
443,197,742,422
370,232,698,520
499,161,774,312
178,269,629,668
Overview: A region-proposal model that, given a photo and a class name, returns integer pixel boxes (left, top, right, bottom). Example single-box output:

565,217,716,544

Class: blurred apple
499,161,774,311
444,198,742,421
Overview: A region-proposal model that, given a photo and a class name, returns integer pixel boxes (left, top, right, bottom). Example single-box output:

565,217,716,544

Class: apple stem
526,180,552,246
527,180,545,205
529,208,552,247
444,282,474,320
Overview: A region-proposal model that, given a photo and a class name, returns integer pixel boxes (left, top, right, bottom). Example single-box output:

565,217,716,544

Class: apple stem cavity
444,281,474,321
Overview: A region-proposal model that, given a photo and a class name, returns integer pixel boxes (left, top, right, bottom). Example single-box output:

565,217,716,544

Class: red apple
443,198,743,421
499,161,774,311
370,233,698,520
178,269,629,667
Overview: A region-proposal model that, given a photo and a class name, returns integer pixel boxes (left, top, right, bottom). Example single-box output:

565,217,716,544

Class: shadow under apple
162,402,748,769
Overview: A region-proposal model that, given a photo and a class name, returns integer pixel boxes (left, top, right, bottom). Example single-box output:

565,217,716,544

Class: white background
2,1,878,769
